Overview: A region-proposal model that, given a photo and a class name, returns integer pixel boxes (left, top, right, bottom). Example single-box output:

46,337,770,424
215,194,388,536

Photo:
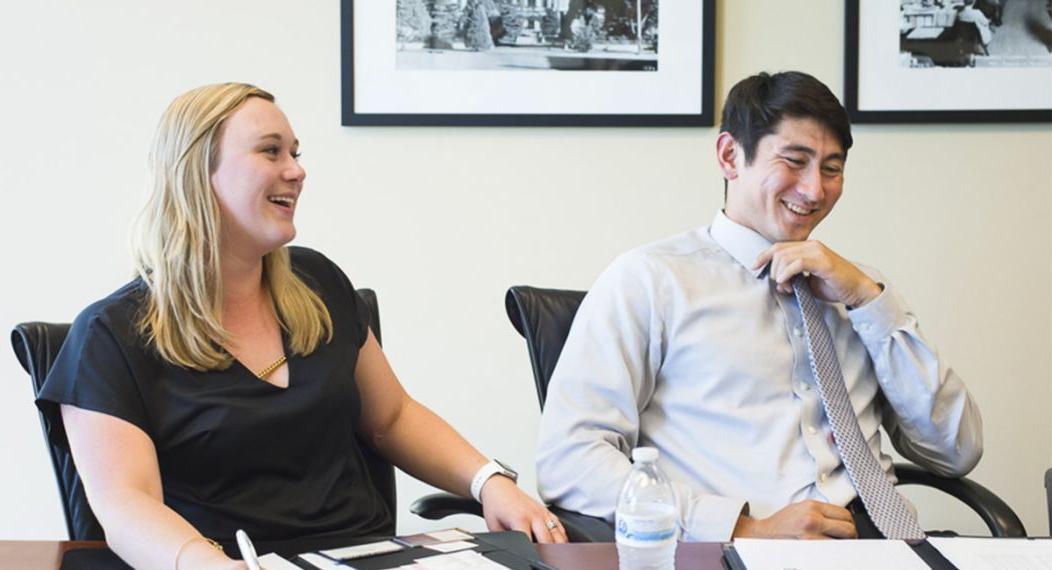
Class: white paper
257,552,303,570
424,540,478,553
298,552,354,570
413,551,508,569
732,538,928,570
425,529,475,542
928,537,1052,570
321,539,405,560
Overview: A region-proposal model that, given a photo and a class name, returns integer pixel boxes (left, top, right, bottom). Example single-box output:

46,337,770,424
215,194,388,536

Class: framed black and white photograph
341,0,716,126
846,0,1052,123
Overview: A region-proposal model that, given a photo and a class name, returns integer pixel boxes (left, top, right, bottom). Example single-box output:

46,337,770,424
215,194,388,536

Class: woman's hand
479,476,568,544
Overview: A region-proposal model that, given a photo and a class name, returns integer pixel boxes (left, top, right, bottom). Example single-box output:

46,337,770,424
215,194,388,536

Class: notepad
412,550,509,569
426,529,474,543
321,539,405,560
299,552,354,569
396,528,476,548
258,552,303,570
928,537,1052,570
424,540,478,553
731,538,929,570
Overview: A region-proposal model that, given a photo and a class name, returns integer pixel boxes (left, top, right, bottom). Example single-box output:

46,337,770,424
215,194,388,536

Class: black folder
60,531,547,570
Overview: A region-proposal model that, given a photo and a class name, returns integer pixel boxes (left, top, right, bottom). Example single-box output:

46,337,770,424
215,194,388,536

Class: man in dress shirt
535,71,982,541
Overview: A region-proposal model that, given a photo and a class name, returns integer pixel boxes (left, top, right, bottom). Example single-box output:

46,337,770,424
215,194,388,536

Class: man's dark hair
720,71,853,166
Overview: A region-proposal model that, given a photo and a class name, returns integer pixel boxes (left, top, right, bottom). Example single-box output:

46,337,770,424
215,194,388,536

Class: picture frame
341,0,717,127
845,0,1052,123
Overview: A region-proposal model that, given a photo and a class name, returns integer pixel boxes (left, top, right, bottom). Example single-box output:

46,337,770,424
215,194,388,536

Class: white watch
470,459,519,503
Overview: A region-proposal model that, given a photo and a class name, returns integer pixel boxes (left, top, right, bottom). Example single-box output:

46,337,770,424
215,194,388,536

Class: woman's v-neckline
229,329,292,390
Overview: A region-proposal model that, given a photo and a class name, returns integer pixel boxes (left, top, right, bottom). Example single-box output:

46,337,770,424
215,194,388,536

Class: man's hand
753,240,882,308
733,500,858,539
479,475,569,544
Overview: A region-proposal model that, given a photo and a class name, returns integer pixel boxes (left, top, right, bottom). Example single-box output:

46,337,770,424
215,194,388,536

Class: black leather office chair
505,285,1027,539
1045,468,1051,535
11,289,479,540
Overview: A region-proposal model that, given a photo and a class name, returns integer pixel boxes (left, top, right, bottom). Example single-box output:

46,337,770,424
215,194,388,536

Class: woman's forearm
92,488,237,569
372,398,487,497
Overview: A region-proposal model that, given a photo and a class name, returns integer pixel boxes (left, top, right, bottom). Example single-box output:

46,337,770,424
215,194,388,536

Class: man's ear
716,132,740,180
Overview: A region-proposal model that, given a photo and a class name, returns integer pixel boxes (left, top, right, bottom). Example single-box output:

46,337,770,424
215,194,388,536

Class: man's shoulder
592,226,730,297
617,226,726,268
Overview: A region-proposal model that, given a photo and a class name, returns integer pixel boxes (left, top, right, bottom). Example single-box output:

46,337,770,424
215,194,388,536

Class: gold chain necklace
256,355,287,379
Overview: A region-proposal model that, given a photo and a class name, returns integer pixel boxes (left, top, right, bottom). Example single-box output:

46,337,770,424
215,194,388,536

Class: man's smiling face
724,116,847,243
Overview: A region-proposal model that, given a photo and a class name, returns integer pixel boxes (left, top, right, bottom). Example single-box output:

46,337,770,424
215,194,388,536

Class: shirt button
819,472,829,482
800,382,811,391
859,323,871,333
793,327,803,338
807,426,818,435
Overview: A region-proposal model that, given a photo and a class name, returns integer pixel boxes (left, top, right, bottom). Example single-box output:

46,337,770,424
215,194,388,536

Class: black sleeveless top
37,246,394,543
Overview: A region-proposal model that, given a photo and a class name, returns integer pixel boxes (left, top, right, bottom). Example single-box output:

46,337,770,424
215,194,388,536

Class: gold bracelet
174,536,224,570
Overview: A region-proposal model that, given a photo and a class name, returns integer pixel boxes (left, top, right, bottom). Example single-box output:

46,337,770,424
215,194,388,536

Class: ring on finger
545,519,559,531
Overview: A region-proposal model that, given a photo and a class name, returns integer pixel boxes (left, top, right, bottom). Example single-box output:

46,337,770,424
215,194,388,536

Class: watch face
495,459,519,481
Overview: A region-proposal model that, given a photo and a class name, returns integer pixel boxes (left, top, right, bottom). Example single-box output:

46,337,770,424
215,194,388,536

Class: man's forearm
851,284,983,475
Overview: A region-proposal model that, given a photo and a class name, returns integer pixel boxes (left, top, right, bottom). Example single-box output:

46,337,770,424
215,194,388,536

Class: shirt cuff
681,495,748,542
846,282,909,343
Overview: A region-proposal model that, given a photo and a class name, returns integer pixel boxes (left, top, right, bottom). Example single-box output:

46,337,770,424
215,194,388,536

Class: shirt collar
709,210,773,279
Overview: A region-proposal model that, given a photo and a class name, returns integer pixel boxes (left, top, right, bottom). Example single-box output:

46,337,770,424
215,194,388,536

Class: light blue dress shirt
536,211,982,541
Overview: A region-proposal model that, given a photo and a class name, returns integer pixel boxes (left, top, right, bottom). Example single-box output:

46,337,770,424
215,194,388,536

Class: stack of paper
730,538,929,570
928,537,1052,570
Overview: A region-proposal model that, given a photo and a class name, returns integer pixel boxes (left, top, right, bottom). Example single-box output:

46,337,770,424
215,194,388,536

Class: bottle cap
632,447,658,463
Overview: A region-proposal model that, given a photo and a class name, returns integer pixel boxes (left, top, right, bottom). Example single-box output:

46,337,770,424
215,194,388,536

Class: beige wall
1,0,1049,539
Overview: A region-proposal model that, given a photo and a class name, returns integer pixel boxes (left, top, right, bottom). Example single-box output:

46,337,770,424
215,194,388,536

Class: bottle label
615,505,677,548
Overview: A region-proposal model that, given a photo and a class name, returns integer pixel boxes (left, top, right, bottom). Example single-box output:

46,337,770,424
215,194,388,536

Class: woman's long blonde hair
133,82,332,371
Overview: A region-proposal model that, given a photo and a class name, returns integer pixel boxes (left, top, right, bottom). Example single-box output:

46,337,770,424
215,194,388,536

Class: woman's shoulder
288,246,356,289
67,278,149,350
289,245,336,272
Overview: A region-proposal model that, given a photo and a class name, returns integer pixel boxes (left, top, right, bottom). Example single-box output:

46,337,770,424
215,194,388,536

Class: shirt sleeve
847,273,983,478
535,251,747,542
293,247,370,350
35,311,152,444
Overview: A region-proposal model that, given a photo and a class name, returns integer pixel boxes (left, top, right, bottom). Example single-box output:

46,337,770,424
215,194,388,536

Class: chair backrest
353,289,398,521
11,321,99,540
504,286,586,409
10,288,393,540
1046,468,1052,535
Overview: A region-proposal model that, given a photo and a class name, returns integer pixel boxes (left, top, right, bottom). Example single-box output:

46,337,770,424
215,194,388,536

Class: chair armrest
410,492,483,520
550,506,615,543
894,462,1026,537
410,493,615,543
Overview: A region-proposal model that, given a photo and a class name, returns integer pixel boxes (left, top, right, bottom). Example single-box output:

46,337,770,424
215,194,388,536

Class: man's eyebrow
779,144,845,162
779,144,815,155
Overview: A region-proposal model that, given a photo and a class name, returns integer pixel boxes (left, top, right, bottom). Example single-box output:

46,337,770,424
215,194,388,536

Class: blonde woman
37,83,566,570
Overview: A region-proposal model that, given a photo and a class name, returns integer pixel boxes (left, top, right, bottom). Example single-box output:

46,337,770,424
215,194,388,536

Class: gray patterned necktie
793,277,925,540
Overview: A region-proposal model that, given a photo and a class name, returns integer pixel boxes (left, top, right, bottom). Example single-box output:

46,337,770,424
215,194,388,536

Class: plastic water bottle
615,447,678,570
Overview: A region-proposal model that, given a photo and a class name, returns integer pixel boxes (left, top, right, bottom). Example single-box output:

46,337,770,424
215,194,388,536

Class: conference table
0,540,727,569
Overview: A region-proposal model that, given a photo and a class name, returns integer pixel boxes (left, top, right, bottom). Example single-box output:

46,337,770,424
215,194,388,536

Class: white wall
2,0,1049,540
